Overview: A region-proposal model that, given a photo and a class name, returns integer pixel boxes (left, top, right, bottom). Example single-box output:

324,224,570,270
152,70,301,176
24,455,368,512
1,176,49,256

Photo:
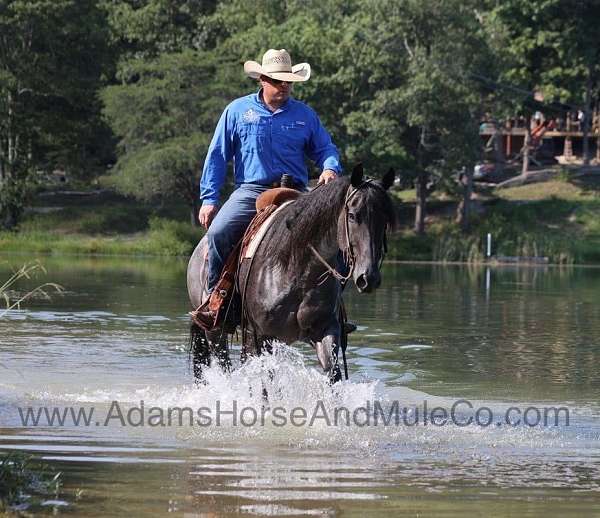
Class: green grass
498,179,598,202
5,178,600,263
0,191,202,256
387,176,600,264
3,188,203,256
0,217,202,256
0,453,62,513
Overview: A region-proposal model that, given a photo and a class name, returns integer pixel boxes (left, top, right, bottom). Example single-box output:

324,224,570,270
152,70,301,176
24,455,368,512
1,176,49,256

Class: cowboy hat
244,49,311,82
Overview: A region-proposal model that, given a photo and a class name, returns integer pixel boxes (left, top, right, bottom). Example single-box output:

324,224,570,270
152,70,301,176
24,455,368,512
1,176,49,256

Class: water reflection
1,257,600,516
344,263,600,400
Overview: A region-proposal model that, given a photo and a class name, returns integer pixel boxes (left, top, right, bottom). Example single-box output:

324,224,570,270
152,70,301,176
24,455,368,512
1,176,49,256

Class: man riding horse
192,49,342,326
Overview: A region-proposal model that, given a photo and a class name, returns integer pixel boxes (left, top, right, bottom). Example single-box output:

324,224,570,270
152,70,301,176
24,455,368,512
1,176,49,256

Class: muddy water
0,257,599,516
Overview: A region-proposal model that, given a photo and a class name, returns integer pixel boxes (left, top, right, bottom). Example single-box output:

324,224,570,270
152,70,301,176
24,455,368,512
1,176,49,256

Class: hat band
263,63,292,73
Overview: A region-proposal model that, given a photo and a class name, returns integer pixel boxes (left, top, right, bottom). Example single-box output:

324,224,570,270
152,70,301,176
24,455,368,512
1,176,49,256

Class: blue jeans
205,184,269,292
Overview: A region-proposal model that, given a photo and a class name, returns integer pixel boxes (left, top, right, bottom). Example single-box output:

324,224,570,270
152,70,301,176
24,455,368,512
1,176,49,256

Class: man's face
260,75,293,104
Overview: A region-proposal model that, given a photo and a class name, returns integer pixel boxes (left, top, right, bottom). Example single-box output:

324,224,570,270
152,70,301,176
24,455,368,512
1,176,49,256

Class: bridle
308,178,389,286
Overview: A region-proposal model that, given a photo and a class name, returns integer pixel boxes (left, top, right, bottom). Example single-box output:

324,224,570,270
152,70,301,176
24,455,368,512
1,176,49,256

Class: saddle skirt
191,188,300,331
243,199,295,259
241,186,301,259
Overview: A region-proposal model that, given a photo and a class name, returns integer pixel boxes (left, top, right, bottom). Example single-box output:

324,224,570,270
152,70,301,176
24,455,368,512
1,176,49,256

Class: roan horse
187,164,396,383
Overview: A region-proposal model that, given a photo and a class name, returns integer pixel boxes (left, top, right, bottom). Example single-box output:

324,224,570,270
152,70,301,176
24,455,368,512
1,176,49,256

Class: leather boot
189,307,217,330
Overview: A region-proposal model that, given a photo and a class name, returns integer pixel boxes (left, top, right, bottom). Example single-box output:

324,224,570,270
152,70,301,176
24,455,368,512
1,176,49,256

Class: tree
102,0,217,58
102,49,241,225
490,0,600,171
360,0,490,234
0,0,111,229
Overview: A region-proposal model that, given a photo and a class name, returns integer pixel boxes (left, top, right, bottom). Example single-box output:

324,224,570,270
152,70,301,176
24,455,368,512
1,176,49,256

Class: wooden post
583,68,593,166
493,124,504,172
521,116,531,175
594,108,600,164
564,114,573,160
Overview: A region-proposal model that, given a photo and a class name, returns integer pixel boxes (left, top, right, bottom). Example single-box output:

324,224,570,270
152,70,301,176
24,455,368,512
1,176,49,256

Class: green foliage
0,218,201,256
490,0,600,105
2,0,599,237
102,49,239,215
143,216,199,255
103,0,217,57
0,0,113,228
0,449,62,511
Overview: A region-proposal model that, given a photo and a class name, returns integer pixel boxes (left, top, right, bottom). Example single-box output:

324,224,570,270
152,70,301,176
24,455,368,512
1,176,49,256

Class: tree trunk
414,127,428,236
582,68,593,166
521,116,531,176
456,167,474,232
414,169,427,235
493,123,504,173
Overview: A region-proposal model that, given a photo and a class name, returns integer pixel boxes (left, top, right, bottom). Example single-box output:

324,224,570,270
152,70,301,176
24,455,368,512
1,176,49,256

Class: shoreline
2,249,600,268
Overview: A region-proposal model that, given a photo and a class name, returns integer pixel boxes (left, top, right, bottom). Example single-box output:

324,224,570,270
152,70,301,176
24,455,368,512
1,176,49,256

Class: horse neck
310,224,340,263
306,197,345,265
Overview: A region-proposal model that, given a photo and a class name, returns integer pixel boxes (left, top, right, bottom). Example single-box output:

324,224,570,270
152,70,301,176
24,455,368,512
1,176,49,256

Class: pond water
1,256,599,516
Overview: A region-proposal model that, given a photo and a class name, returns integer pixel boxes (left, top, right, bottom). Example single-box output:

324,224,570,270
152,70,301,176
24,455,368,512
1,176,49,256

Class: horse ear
381,167,395,191
351,163,364,187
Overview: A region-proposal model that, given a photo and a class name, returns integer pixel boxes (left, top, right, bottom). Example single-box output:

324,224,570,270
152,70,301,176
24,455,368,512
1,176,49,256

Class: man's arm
199,107,234,227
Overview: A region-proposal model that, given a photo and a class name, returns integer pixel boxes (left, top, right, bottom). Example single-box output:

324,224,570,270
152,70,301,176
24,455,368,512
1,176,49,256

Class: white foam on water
8,342,596,461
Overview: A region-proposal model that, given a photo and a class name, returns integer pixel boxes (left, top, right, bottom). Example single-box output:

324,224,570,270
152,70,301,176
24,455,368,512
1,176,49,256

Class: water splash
7,342,594,461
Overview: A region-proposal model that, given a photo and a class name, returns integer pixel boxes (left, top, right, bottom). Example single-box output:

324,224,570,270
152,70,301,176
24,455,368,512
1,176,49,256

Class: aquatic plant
0,261,63,319
0,265,64,514
0,453,62,513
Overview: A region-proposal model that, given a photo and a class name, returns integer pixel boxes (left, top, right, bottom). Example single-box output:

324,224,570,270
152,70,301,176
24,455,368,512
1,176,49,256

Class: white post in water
486,233,492,258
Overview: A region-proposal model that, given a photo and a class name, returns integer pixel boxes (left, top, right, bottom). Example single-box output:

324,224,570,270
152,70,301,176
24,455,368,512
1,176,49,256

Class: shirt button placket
269,115,274,174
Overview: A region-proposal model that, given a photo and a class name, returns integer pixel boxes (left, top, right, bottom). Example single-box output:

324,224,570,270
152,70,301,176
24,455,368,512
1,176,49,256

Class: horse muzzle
355,270,381,293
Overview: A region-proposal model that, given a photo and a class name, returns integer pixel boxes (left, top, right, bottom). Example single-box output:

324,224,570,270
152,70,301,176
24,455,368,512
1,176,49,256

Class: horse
187,164,396,383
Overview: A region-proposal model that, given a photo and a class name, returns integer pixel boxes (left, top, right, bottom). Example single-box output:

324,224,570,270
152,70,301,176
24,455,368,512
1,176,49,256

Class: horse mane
263,176,396,266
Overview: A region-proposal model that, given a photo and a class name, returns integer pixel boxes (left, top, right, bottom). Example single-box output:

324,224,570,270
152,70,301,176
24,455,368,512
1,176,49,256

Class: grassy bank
2,176,599,263
1,190,202,256
388,176,600,264
0,217,201,256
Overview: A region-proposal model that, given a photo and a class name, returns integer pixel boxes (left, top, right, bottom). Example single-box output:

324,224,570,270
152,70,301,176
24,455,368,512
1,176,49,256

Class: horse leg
314,323,343,384
205,328,232,372
189,322,211,382
240,324,262,364
241,328,274,400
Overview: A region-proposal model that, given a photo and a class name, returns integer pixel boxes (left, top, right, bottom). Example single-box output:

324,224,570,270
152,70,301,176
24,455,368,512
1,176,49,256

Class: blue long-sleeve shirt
200,91,341,206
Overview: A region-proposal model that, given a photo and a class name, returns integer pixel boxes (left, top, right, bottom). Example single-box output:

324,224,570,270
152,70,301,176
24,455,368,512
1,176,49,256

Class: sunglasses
263,76,291,86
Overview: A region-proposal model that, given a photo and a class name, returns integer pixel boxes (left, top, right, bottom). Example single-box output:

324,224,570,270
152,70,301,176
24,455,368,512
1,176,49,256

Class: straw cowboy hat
244,49,311,82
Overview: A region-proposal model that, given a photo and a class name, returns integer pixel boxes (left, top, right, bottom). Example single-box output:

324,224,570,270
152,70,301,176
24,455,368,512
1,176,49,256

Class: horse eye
347,212,356,222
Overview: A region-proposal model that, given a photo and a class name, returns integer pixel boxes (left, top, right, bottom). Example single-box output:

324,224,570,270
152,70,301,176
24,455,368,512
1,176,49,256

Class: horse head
338,164,396,293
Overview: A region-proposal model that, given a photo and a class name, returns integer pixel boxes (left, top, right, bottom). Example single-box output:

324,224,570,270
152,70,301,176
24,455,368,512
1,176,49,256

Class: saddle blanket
244,200,295,259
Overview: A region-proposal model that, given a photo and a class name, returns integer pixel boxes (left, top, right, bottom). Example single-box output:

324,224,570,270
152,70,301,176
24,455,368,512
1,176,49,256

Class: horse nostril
356,274,368,291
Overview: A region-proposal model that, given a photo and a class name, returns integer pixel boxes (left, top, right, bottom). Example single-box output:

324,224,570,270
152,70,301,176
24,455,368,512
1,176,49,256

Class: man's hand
198,204,218,229
318,169,337,184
